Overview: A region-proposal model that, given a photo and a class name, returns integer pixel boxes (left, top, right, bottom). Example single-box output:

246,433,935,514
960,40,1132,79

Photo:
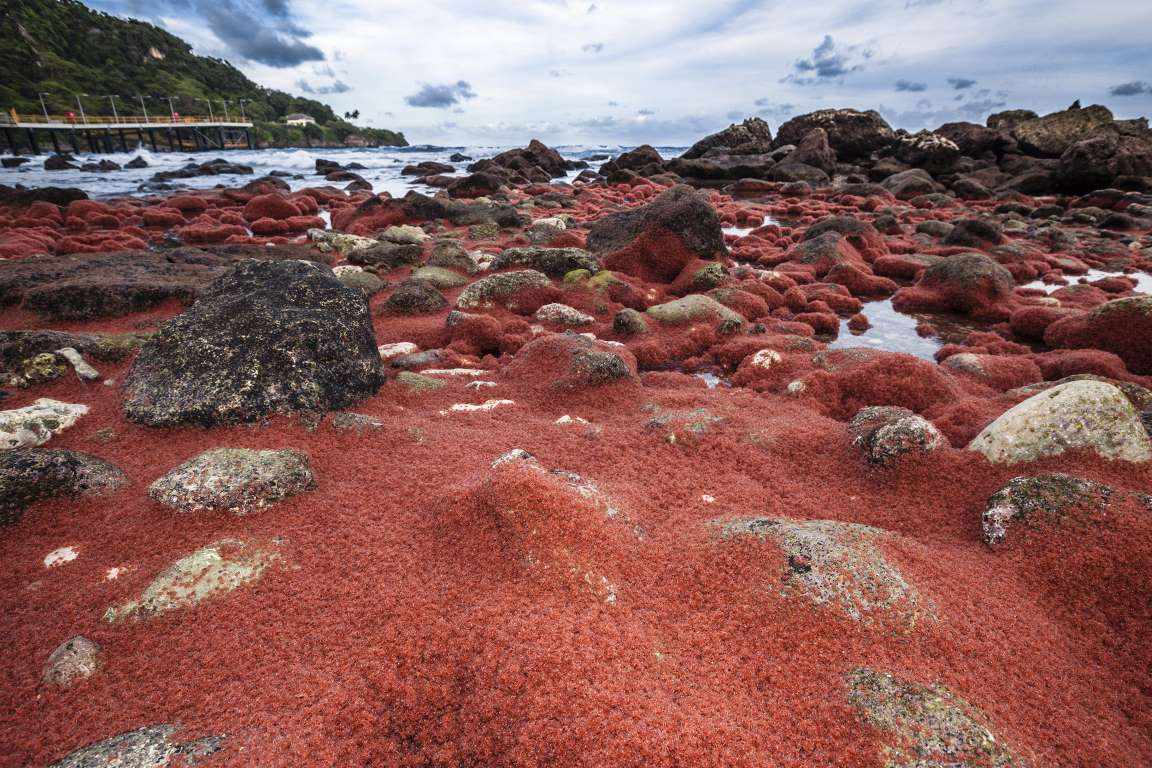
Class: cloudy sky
91,0,1152,146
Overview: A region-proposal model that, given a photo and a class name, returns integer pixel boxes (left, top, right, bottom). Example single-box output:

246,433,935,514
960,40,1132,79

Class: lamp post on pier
166,96,179,122
221,100,231,121
197,98,215,121
103,95,120,122
76,93,88,124
38,92,51,121
238,99,250,121
138,95,150,123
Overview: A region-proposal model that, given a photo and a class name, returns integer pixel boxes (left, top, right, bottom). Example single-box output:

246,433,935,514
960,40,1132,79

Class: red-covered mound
1044,296,1152,375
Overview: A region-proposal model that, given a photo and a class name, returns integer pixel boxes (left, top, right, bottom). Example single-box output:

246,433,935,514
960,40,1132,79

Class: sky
90,0,1152,147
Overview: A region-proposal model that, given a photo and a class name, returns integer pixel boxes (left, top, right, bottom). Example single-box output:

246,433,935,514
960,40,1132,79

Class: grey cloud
637,108,655,116
948,77,977,90
296,78,351,94
895,79,927,92
404,81,477,108
1110,81,1151,96
582,42,605,53
198,1,324,67
785,35,870,84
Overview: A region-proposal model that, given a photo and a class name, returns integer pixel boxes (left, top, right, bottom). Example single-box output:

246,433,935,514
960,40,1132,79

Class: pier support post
1,127,14,155
69,131,80,154
246,129,254,150
26,129,40,155
50,131,62,154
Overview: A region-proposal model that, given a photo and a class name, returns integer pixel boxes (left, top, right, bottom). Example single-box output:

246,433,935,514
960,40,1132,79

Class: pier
1,111,255,155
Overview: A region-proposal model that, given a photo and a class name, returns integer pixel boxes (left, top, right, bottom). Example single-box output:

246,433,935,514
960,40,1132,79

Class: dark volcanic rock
987,109,1038,130
0,247,326,321
0,185,88,206
786,128,837,174
123,260,384,427
682,117,774,159
1013,103,1115,158
599,145,665,177
381,279,448,315
468,139,569,180
402,161,454,176
776,109,895,162
47,724,222,768
1055,125,1152,194
44,155,78,171
1,449,126,525
586,185,725,282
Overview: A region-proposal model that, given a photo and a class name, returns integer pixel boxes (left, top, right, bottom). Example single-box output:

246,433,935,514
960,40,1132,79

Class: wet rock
766,161,829,185
456,270,551,310
382,279,448,315
0,399,88,450
44,155,79,171
682,117,773,159
893,130,961,173
786,128,837,174
1044,295,1152,376
1,448,125,525
105,539,279,622
1056,126,1152,194
983,473,1113,546
42,636,101,687
123,260,384,427
775,108,896,162
1,156,30,168
586,185,725,282
125,156,149,169
48,724,223,768
468,139,569,180
968,380,1151,464
490,247,600,277
149,448,315,514
847,668,1026,768
0,184,88,206
613,308,649,335
347,242,423,269
849,406,946,465
718,518,927,624
1013,102,1114,157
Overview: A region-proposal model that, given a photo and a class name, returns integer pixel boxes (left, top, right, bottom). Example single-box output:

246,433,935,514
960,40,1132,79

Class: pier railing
4,110,252,128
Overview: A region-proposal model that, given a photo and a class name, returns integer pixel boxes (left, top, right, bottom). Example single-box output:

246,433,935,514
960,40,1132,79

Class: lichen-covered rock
381,279,448,315
645,294,744,333
123,260,383,427
332,266,385,297
104,539,279,622
47,724,222,768
982,473,1113,546
456,270,551,310
1,448,126,525
847,667,1028,768
149,448,315,513
1013,103,1114,157
892,252,1016,321
968,380,1152,464
6,351,67,388
682,117,774,159
409,266,469,290
490,247,600,277
718,517,928,624
42,636,101,687
378,224,428,245
0,399,88,449
849,406,947,465
534,303,595,327
307,228,376,255
396,371,445,392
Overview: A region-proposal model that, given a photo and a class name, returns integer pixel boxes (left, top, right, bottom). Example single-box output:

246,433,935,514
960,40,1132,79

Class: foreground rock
124,261,384,427
847,668,1026,768
42,636,102,687
968,380,1152,464
105,539,279,622
48,725,222,768
1044,296,1152,375
150,448,315,513
983,473,1113,546
0,400,89,450
849,406,946,465
1,448,126,525
775,109,895,162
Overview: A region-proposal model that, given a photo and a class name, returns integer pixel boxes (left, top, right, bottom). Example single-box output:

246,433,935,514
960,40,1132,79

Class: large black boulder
1,449,126,525
775,109,895,162
123,260,384,426
681,117,774,159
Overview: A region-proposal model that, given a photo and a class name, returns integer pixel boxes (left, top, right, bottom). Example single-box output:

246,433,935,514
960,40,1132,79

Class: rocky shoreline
2,103,1151,767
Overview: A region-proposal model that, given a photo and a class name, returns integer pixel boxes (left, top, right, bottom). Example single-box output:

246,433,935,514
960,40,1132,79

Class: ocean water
0,144,687,200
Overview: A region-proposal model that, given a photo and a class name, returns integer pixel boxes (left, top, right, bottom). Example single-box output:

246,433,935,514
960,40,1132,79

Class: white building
285,113,316,126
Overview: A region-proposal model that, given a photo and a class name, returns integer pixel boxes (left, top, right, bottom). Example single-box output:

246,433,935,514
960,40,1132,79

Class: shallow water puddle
829,299,946,361
1021,267,1152,295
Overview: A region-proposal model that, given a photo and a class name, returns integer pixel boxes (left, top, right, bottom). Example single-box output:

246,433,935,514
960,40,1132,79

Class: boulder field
1,114,1151,768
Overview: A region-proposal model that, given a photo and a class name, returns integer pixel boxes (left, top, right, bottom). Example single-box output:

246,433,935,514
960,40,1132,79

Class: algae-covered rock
849,406,947,466
48,724,222,768
149,448,315,513
982,473,1113,545
534,303,595,327
104,539,279,622
847,667,1029,768
456,269,551,310
490,247,600,278
718,517,928,625
0,398,88,450
42,635,101,687
968,380,1151,464
645,294,744,333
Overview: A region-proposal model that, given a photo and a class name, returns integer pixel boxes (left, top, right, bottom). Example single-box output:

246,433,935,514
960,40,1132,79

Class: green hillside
0,0,407,148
